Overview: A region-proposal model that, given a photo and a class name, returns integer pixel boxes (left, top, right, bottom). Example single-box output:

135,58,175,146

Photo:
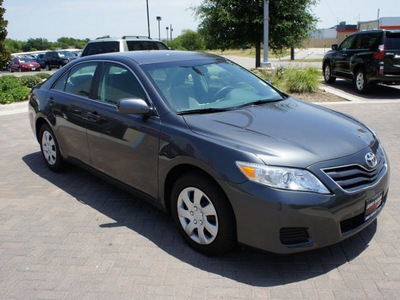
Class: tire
39,124,63,171
353,68,369,94
323,63,336,84
46,64,51,71
171,173,236,255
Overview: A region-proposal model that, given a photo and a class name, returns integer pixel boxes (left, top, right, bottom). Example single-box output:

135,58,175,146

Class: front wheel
323,63,336,84
39,124,63,171
171,173,236,255
354,69,369,94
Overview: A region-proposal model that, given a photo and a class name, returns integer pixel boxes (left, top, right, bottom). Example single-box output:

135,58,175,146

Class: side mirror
117,98,151,115
331,44,338,51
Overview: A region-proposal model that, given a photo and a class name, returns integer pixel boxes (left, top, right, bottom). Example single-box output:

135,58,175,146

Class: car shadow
326,79,400,100
22,152,377,287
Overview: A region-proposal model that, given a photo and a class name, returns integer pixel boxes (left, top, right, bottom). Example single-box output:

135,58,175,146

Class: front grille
323,146,386,193
280,228,310,245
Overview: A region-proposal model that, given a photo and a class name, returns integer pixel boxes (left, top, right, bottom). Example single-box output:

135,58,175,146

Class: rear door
47,62,99,164
384,32,400,76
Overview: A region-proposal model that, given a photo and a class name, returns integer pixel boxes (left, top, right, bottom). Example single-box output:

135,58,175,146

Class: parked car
323,29,400,93
81,36,169,57
28,51,389,255
36,53,46,69
8,56,41,72
43,50,77,70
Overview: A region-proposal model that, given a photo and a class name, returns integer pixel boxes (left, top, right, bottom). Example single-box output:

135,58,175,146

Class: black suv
323,30,400,93
81,36,169,57
43,51,78,70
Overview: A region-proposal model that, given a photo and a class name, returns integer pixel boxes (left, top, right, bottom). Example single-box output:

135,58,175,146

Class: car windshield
58,51,75,57
143,60,283,113
19,58,34,63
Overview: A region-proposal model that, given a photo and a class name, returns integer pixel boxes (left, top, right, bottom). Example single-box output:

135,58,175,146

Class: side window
64,63,97,98
97,63,146,105
53,71,69,92
102,42,119,54
127,41,145,51
339,36,355,51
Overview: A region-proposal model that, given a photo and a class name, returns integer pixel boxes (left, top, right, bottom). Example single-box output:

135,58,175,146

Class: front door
86,62,161,198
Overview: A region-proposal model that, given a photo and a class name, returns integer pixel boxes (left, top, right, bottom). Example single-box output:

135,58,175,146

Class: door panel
48,62,98,164
87,62,160,198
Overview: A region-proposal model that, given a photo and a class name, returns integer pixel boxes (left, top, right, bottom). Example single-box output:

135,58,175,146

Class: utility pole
261,0,271,68
166,27,169,44
170,24,173,43
146,0,150,38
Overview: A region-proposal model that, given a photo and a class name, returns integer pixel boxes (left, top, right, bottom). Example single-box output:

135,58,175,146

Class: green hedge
0,76,31,104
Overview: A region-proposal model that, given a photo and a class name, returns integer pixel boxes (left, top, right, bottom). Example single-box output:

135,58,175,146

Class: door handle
87,111,101,122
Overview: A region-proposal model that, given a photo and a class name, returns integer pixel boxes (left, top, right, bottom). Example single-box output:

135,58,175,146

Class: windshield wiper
235,98,283,109
177,107,228,115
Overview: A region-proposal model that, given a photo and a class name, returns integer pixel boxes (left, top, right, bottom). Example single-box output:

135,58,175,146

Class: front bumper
220,147,390,254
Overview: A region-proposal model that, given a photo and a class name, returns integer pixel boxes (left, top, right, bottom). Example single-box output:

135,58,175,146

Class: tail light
373,44,385,60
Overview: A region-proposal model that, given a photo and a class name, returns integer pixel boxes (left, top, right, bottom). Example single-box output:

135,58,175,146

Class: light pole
146,0,151,38
156,16,162,41
261,0,271,67
166,26,169,44
170,24,173,43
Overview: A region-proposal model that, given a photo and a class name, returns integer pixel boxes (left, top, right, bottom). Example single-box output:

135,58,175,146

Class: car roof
79,50,225,65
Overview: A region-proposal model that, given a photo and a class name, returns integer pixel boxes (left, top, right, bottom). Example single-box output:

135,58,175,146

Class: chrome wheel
323,63,336,83
356,72,365,91
177,187,218,245
41,130,57,166
324,65,330,81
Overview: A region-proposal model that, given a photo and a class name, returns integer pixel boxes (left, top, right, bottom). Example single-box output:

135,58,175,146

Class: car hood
182,98,375,168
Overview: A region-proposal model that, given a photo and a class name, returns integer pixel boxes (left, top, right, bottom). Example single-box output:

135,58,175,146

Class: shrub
256,67,320,94
19,75,42,88
0,75,30,104
36,73,52,80
282,68,320,93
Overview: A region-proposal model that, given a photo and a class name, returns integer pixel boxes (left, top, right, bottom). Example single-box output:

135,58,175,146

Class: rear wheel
354,69,369,94
171,173,236,255
39,124,63,171
323,63,336,84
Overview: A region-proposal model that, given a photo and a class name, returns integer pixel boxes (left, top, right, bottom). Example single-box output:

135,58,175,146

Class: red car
9,56,41,72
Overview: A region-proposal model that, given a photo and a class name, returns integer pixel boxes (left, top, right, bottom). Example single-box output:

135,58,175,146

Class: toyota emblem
365,152,378,169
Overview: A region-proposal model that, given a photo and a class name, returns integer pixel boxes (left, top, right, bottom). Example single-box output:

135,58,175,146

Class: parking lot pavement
0,102,399,299
322,79,400,103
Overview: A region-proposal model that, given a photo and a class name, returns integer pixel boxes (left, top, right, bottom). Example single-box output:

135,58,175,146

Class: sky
3,0,400,42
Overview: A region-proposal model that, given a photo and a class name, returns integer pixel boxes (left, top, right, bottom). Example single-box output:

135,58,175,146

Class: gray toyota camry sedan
28,51,390,255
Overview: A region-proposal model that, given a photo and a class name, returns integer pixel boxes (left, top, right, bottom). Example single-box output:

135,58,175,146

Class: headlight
236,161,330,194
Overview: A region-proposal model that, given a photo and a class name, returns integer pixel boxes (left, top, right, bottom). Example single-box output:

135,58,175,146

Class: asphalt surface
0,92,400,298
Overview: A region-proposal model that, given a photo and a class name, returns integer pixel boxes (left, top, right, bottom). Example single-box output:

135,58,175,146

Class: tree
171,29,205,51
194,0,318,67
0,0,12,69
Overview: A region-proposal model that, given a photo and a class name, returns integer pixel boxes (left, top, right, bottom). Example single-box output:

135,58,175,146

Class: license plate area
365,193,383,221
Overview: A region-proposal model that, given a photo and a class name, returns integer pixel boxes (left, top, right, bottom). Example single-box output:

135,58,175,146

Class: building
304,17,400,48
359,17,400,31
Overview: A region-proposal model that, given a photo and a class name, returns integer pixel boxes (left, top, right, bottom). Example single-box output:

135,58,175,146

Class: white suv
81,36,169,57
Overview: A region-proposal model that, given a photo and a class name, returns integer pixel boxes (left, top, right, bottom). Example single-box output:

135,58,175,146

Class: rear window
385,33,400,50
